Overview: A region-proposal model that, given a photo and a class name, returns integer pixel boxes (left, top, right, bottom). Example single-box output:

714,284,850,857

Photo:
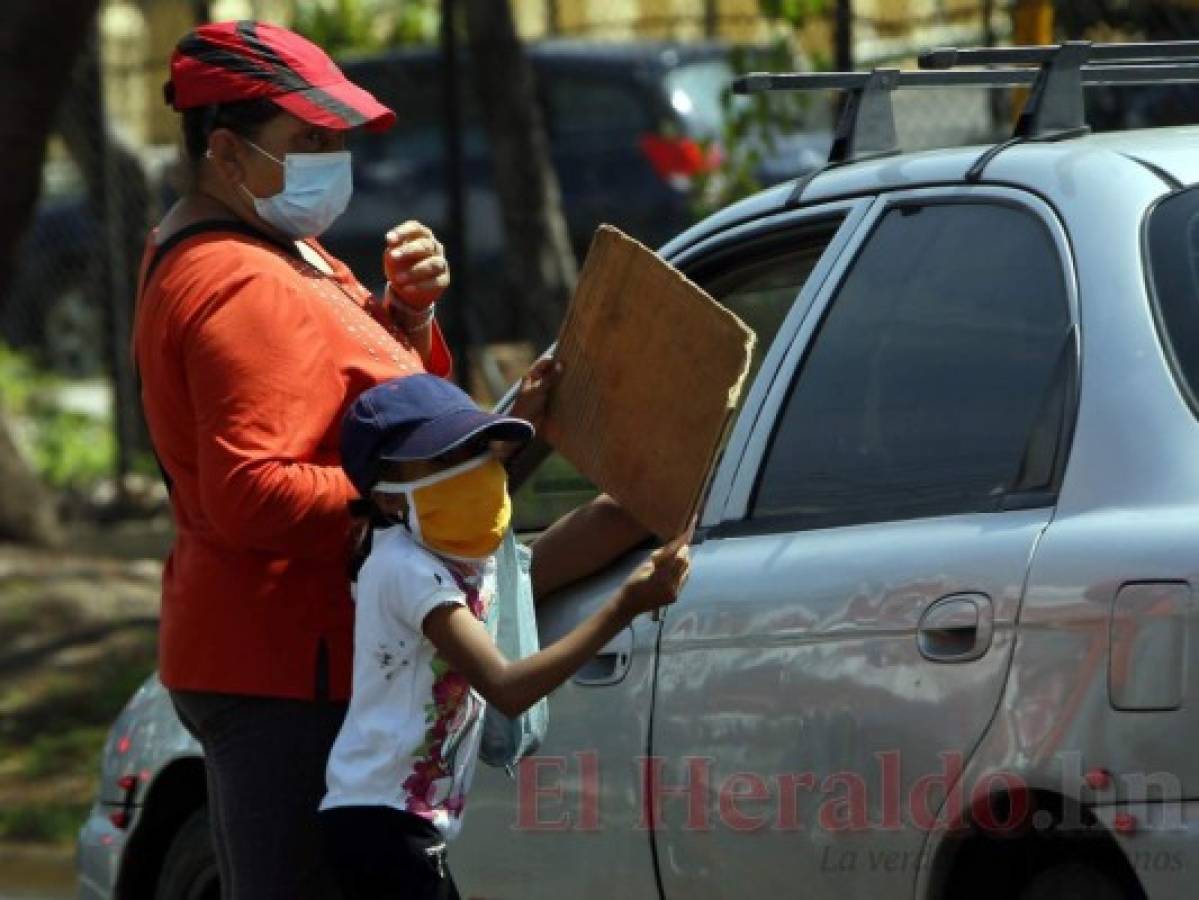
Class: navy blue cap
341,374,533,496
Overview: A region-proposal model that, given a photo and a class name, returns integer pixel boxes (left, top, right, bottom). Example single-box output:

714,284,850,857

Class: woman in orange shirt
134,21,456,899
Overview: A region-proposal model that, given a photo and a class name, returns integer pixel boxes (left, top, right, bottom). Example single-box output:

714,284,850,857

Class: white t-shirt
321,525,495,840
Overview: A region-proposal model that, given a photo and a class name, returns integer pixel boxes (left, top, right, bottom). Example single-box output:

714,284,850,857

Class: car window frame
498,198,873,531
713,185,1081,535
670,198,876,530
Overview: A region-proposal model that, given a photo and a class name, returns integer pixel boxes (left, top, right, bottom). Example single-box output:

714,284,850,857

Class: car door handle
917,594,993,663
573,627,634,686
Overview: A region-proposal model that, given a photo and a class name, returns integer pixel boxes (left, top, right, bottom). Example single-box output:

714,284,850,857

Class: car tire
154,808,220,900
1018,861,1131,900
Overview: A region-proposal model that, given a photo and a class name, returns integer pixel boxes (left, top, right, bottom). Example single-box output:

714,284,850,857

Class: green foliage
0,803,89,843
0,344,115,490
692,34,830,220
291,0,440,54
760,0,831,26
21,727,109,779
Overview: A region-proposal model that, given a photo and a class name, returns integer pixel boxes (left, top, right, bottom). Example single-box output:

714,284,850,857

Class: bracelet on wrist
385,285,436,331
400,303,436,331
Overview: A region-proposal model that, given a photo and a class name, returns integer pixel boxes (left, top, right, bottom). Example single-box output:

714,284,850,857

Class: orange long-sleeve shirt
134,227,450,701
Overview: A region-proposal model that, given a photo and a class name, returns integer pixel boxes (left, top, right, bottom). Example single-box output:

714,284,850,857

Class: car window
511,223,841,533
542,76,654,136
1147,186,1199,412
346,62,489,170
750,201,1071,530
662,60,743,137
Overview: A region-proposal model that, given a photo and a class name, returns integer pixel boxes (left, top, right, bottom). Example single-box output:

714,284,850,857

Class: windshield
662,60,746,137
663,55,831,143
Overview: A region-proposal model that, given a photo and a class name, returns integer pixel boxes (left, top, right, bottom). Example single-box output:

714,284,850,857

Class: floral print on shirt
402,564,490,821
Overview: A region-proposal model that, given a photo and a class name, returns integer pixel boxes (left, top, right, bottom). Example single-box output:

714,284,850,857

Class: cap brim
273,78,396,133
377,408,534,462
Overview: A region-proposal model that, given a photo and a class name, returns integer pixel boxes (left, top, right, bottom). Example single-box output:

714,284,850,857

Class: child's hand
509,356,562,433
617,524,693,619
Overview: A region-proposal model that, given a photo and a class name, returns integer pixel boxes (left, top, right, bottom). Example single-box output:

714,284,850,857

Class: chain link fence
1,23,169,510
3,0,1199,497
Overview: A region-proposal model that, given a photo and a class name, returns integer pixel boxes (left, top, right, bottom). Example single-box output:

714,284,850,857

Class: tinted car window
662,60,742,137
1147,187,1199,410
543,76,654,135
752,202,1071,530
346,64,489,167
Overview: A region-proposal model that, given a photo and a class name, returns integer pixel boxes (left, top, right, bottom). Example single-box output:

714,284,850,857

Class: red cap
166,21,395,133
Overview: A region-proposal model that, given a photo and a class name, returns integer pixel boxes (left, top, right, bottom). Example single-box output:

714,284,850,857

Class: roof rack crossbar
734,64,1199,94
920,39,1199,70
733,40,1199,205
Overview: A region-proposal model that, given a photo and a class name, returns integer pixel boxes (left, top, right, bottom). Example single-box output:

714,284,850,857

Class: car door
652,187,1078,899
451,199,873,899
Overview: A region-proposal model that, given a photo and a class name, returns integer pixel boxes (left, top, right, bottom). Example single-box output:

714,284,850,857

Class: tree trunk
0,418,60,545
463,0,577,350
59,26,152,488
0,0,98,545
0,0,100,304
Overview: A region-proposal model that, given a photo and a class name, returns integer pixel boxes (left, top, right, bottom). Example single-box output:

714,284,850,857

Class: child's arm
499,358,653,598
422,529,690,718
529,494,649,601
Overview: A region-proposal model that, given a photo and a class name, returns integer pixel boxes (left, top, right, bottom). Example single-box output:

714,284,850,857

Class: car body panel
1076,125,1199,186
453,555,662,898
912,136,1199,897
650,181,1080,898
1091,803,1198,898
77,812,127,900
77,677,200,899
652,509,1048,899
657,179,795,259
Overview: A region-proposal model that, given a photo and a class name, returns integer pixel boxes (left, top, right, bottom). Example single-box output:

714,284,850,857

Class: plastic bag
479,529,548,771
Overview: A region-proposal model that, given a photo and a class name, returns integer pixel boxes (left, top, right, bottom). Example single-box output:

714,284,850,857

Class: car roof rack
733,40,1199,202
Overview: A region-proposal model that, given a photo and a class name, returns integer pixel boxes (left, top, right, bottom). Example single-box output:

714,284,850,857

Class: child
319,372,691,899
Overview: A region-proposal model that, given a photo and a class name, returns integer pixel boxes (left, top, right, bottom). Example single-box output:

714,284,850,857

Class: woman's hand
616,524,693,619
509,356,562,433
382,221,450,313
491,357,561,463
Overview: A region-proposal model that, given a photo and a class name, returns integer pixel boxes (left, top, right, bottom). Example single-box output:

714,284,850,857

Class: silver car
80,52,1199,900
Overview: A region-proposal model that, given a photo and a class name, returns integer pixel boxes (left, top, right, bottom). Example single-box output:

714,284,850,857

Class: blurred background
0,0,1196,895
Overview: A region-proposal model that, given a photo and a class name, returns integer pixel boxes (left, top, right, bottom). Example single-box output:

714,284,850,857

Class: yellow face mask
375,453,511,562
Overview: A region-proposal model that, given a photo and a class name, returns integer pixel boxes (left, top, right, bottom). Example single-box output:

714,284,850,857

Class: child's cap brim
376,407,533,463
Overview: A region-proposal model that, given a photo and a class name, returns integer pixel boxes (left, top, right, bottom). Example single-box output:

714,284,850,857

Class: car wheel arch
925,788,1145,900
114,756,207,899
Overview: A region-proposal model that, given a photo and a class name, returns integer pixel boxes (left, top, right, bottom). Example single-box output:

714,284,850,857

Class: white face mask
239,139,352,239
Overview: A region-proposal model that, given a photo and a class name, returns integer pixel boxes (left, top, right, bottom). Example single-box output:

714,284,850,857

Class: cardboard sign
543,225,756,541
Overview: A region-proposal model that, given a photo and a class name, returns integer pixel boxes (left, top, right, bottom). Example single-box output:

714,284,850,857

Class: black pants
320,806,462,900
170,690,348,900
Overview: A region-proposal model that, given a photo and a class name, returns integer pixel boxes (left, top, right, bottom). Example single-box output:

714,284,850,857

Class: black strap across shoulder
141,218,300,292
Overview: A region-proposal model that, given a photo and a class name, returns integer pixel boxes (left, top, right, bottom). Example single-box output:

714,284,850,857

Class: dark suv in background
2,41,826,370
325,40,829,339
